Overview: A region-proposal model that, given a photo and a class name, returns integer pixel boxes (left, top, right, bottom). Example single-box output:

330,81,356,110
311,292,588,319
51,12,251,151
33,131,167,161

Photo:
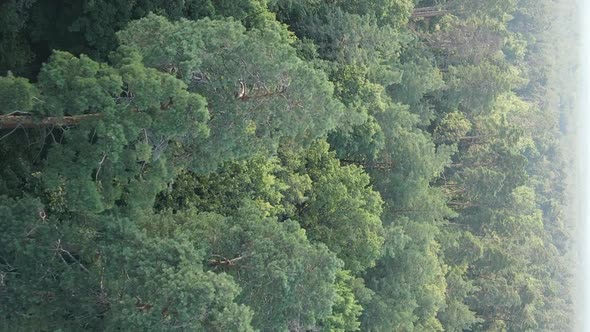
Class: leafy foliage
0,0,576,331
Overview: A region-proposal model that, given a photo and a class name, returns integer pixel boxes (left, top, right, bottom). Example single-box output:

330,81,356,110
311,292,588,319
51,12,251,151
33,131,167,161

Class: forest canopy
0,0,578,331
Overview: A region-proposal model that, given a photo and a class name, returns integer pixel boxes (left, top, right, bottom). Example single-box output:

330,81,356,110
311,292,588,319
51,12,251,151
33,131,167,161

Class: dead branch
51,239,90,273
95,153,108,181
135,296,153,312
208,254,249,267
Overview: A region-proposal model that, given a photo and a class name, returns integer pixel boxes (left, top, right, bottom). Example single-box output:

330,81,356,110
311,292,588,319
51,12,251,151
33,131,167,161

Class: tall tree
118,14,345,171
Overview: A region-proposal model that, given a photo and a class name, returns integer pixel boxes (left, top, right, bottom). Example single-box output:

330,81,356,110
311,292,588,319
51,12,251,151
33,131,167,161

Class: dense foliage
0,0,577,331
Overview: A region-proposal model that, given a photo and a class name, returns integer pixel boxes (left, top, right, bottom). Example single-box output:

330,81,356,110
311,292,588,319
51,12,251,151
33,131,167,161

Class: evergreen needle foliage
0,0,576,330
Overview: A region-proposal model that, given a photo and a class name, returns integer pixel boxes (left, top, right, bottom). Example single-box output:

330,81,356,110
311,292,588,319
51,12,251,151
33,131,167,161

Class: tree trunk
340,159,395,170
0,113,102,129
411,7,451,18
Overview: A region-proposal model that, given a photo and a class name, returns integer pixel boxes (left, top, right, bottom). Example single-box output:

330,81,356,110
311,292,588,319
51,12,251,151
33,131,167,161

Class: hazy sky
579,0,589,330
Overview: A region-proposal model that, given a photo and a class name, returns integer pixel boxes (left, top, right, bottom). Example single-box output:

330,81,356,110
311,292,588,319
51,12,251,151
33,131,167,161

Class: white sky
579,0,590,330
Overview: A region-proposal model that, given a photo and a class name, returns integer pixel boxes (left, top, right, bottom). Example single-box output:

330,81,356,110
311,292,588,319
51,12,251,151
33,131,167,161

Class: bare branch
51,239,90,273
95,153,108,181
0,124,21,141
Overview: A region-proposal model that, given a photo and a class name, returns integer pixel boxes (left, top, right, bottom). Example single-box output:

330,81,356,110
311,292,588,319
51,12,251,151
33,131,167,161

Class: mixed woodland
0,0,579,331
